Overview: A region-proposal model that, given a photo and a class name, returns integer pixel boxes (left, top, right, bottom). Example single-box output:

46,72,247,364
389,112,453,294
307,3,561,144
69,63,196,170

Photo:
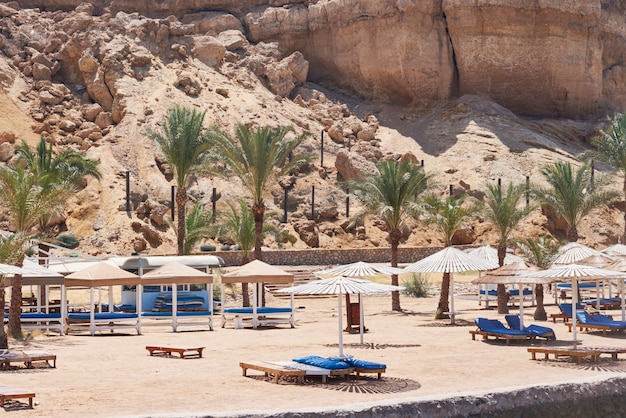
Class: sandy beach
2,276,626,417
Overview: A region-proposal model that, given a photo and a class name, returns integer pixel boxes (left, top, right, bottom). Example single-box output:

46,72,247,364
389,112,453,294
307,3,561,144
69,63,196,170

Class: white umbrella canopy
602,243,626,257
523,264,626,343
552,242,604,266
315,261,405,278
465,245,524,265
471,261,546,330
276,276,404,358
604,258,626,321
404,247,498,325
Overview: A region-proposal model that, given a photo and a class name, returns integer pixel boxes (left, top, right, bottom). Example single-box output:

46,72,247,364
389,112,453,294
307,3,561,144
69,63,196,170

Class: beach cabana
220,260,294,329
140,261,214,332
64,262,141,336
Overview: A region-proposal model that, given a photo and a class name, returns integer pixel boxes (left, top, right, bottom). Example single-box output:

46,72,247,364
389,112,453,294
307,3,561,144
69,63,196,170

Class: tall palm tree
0,232,32,348
348,160,431,311
483,182,535,314
533,160,619,242
579,113,626,242
207,124,311,261
516,235,561,320
0,167,72,338
421,193,478,319
149,106,213,255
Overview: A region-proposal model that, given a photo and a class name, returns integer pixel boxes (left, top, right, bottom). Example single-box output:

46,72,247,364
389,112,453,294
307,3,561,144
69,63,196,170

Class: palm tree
421,193,478,319
579,113,626,242
533,160,619,242
516,235,561,320
483,182,535,314
179,202,213,255
0,167,72,338
149,106,213,255
0,232,32,348
348,160,431,311
207,124,311,261
16,136,101,188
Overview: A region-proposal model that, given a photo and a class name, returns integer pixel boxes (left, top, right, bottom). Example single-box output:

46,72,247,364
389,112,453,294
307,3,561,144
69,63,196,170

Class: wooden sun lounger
577,346,626,360
550,313,570,323
469,330,531,345
0,350,56,369
146,346,204,359
0,384,35,407
240,361,307,383
354,367,386,379
565,322,626,336
527,347,602,363
22,350,57,368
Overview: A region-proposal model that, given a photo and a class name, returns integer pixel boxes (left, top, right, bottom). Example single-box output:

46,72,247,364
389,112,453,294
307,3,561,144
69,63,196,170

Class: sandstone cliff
0,1,623,256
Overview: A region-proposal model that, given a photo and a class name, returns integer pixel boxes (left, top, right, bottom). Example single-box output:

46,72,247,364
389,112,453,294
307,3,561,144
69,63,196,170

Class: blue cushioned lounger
142,310,212,317
505,315,556,340
68,312,138,320
223,307,292,314
292,355,351,370
470,318,532,344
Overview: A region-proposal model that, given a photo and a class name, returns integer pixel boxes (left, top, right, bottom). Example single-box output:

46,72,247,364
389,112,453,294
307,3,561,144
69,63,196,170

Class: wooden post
449,184,453,196
211,187,217,221
320,130,324,168
526,175,530,207
171,185,175,221
346,188,350,218
125,171,130,214
311,186,315,221
283,188,288,223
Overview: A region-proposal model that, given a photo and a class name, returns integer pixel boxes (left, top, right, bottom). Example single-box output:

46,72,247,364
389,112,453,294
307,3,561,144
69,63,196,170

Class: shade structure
523,264,626,343
276,276,404,357
140,261,213,285
552,242,604,266
220,259,294,284
315,261,406,344
315,261,405,278
464,245,524,265
404,247,498,325
0,263,34,277
604,258,626,321
471,261,546,330
602,244,626,257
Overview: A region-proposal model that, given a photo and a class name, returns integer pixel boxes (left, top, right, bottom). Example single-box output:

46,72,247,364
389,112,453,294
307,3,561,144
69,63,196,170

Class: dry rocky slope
0,1,624,257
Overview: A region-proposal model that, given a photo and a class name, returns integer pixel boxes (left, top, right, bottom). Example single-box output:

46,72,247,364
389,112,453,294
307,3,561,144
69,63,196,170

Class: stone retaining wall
207,246,450,267
211,376,626,418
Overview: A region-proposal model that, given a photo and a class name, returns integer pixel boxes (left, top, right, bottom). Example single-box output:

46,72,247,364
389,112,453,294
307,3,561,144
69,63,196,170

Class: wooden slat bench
146,346,204,359
527,347,601,363
577,346,626,360
0,384,35,407
240,361,306,384
0,349,56,370
22,350,57,368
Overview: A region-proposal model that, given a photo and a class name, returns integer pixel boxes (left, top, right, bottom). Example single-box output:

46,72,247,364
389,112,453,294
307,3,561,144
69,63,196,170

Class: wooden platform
0,384,35,407
240,361,306,384
527,347,601,363
0,349,56,369
146,346,204,359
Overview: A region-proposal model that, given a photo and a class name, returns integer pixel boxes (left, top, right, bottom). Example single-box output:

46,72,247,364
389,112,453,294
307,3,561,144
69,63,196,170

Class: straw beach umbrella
602,243,626,257
276,276,403,358
404,247,498,324
552,242,604,265
523,264,626,343
472,261,547,329
315,261,406,343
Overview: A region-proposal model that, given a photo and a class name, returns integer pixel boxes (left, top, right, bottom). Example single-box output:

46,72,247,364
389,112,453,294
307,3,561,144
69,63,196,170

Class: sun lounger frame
141,310,213,332
221,307,294,329
527,347,601,363
146,346,204,358
469,329,532,344
565,321,626,336
240,361,354,384
4,313,65,336
0,349,56,369
0,384,35,407
66,312,141,336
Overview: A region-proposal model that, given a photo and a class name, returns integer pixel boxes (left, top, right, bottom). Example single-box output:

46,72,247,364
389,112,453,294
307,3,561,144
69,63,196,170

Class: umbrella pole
359,293,364,345
518,283,524,330
90,288,95,336
172,282,178,332
338,292,344,358
449,273,455,325
621,279,625,322
136,284,142,335
572,280,579,345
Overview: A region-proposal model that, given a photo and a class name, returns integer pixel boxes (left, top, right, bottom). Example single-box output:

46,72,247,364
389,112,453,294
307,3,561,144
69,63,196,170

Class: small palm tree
483,182,535,314
421,193,479,319
0,167,72,338
149,106,213,255
533,160,619,242
579,113,626,242
207,124,311,261
348,160,431,311
178,202,213,255
516,235,561,320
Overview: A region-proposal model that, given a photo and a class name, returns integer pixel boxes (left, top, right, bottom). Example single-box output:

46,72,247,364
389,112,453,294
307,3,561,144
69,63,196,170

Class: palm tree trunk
252,203,264,261
390,236,401,312
0,286,7,349
533,284,547,320
436,272,450,319
241,254,250,307
176,187,187,256
623,178,626,244
566,225,579,243
8,274,22,339
496,244,509,314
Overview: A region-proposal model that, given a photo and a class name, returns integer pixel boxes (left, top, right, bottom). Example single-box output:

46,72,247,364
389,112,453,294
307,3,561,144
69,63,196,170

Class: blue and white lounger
221,307,294,328
67,312,140,336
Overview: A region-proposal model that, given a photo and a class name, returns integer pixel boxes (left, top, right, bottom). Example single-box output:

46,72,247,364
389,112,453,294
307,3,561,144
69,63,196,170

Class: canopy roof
276,276,404,295
315,261,405,278
221,259,294,284
552,242,604,266
141,261,213,285
464,245,524,265
471,261,548,285
523,263,626,281
404,246,498,273
65,261,140,287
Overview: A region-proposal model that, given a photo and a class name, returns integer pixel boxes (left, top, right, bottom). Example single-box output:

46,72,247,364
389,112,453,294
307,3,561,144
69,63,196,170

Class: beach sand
2,282,625,417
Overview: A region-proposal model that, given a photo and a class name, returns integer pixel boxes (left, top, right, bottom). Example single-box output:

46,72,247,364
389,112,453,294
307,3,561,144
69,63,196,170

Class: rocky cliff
9,0,625,118
0,1,623,256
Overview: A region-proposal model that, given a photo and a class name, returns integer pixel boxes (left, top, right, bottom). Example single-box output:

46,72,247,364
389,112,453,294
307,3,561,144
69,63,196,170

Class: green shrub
403,273,431,298
55,233,79,249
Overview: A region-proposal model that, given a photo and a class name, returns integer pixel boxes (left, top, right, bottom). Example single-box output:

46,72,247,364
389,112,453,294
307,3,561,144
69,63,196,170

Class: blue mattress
4,313,61,319
292,355,351,370
343,358,386,370
223,307,292,314
142,311,212,317
68,312,138,320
